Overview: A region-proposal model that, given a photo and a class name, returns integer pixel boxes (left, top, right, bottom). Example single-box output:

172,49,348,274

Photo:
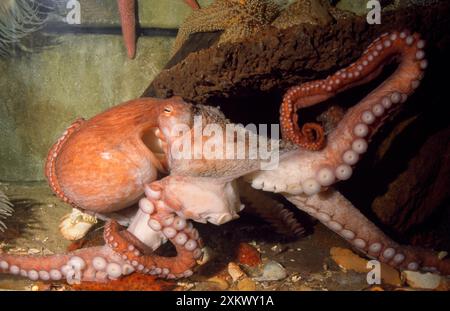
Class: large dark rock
372,126,450,250
144,1,449,106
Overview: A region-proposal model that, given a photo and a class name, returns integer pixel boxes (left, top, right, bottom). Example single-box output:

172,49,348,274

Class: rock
145,1,449,106
272,0,333,29
336,0,395,16
370,126,450,249
206,276,230,290
227,262,246,282
330,247,402,286
175,281,195,291
254,260,288,282
236,242,261,267
27,248,41,255
237,277,257,291
403,271,444,290
297,284,314,291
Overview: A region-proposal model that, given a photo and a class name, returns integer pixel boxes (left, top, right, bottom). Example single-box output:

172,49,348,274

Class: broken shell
59,212,96,241
197,246,214,265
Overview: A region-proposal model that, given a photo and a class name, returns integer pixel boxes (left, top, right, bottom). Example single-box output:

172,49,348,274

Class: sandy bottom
0,181,372,291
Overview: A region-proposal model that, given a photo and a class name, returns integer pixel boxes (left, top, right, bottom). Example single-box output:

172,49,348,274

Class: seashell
197,246,214,265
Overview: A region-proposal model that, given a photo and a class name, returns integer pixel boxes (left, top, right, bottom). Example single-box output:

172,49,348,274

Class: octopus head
157,99,228,143
157,96,194,140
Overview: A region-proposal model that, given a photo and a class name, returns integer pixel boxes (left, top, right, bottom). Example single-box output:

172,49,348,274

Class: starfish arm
117,0,136,59
172,9,229,54
184,0,200,10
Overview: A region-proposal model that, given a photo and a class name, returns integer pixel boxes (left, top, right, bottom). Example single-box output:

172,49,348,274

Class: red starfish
117,0,200,59
183,0,200,10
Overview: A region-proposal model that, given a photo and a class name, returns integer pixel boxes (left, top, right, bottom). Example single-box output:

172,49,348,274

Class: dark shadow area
0,198,43,245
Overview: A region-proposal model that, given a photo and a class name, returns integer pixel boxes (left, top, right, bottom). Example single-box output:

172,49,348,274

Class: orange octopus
1,31,449,285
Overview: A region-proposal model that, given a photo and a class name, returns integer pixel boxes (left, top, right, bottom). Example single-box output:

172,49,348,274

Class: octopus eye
164,106,172,114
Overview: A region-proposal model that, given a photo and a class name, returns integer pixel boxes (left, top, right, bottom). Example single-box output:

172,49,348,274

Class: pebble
403,271,443,290
438,251,448,260
253,261,287,282
330,247,401,286
197,247,214,265
237,277,256,291
236,243,261,266
206,276,230,290
228,262,246,282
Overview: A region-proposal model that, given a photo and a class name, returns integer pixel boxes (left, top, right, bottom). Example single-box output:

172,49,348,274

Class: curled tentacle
280,91,326,150
106,174,244,280
280,30,427,152
248,31,429,196
104,218,201,279
287,191,450,276
104,183,204,279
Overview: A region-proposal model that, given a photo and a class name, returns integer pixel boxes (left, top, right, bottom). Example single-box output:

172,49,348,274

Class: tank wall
0,0,212,181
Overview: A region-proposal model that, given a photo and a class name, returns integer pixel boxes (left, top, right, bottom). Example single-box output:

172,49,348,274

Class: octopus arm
286,190,450,275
